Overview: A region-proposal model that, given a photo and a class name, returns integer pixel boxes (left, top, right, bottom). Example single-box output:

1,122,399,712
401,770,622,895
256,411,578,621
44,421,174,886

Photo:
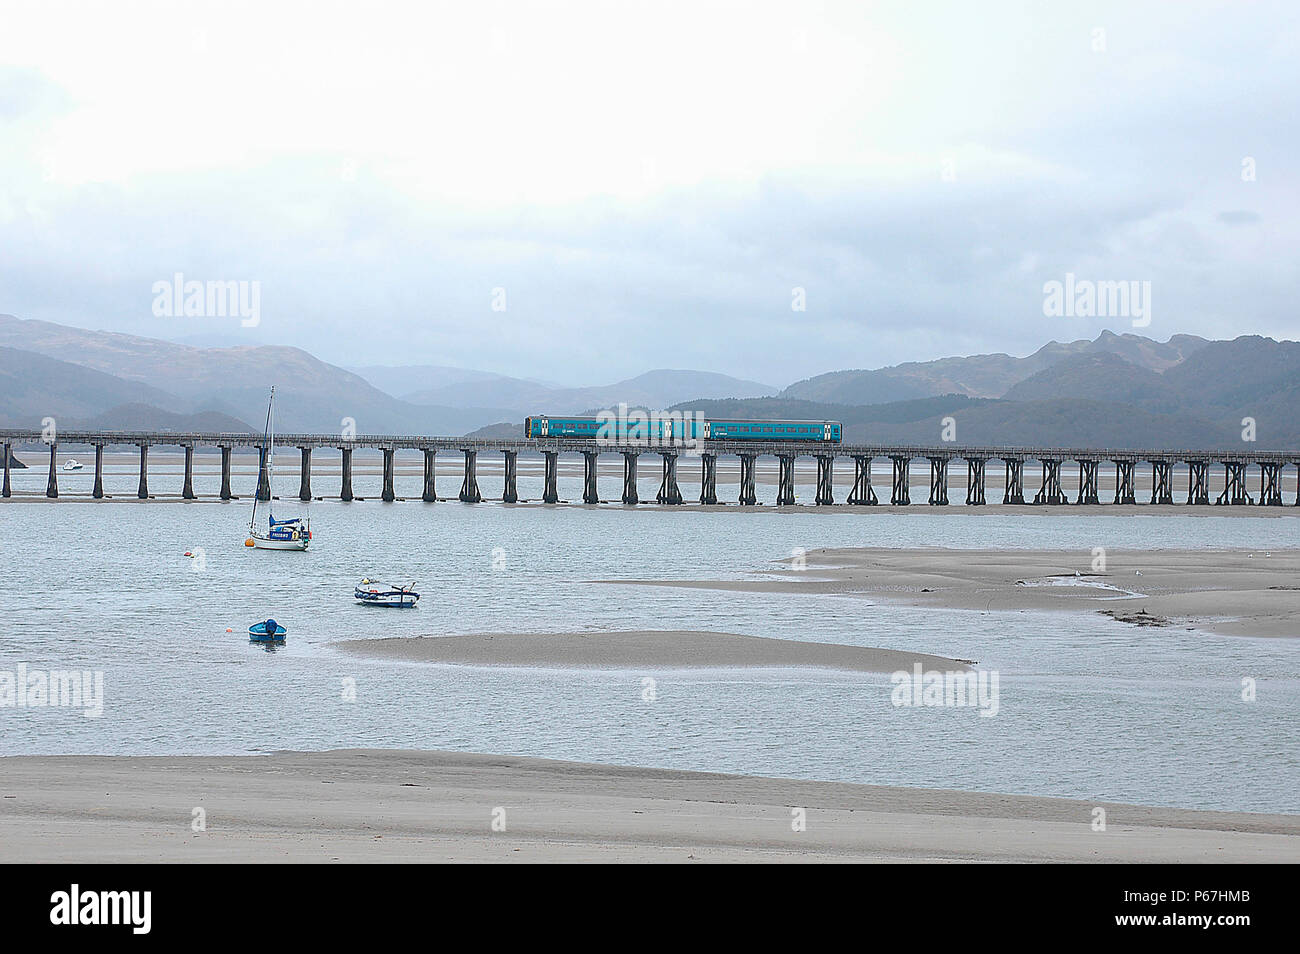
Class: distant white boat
62,459,84,471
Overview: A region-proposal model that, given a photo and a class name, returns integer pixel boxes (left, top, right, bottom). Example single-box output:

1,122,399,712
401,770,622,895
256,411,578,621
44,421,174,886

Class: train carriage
524,415,841,443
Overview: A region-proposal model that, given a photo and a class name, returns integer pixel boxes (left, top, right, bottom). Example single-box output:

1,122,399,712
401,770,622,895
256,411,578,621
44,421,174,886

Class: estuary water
1,458,1298,814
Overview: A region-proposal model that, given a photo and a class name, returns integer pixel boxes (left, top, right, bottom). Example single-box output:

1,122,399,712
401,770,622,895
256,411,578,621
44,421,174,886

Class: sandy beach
335,630,969,671
599,547,1300,638
2,749,1296,863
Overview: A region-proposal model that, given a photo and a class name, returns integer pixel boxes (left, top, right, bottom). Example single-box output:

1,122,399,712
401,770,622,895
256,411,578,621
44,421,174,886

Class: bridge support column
1075,459,1099,504
1113,460,1136,504
46,443,58,498
1258,462,1283,506
583,451,600,504
699,453,716,505
1002,458,1024,504
136,444,149,499
622,452,639,504
459,450,481,502
738,454,756,506
657,453,682,504
1033,459,1066,504
92,444,104,499
2,443,10,498
220,446,233,500
889,456,911,505
183,445,196,499
1150,460,1174,505
927,457,949,505
256,445,271,501
298,447,312,501
965,457,986,505
777,454,796,505
340,447,354,501
382,448,396,501
848,456,878,505
1216,461,1252,505
543,451,559,503
422,449,437,502
815,455,835,505
1186,460,1210,505
501,451,517,503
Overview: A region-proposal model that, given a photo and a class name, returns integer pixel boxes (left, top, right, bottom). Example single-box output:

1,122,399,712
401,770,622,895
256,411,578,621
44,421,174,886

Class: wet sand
335,630,968,671
2,749,1295,862
599,548,1300,638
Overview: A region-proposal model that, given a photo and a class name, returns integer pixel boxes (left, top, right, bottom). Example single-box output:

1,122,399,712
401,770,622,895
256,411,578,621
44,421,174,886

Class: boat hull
251,534,310,551
248,624,287,642
354,584,419,607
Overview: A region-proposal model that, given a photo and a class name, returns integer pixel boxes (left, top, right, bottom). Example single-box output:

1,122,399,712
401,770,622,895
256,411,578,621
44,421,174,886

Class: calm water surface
2,461,1298,813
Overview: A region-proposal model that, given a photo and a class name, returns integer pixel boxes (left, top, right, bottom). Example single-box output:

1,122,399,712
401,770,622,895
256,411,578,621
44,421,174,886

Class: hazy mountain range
0,314,776,436
781,331,1211,404
1,313,1296,450
673,336,1300,450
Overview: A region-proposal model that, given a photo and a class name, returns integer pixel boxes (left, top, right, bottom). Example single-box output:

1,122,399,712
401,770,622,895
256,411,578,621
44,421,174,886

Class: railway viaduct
1,429,1294,508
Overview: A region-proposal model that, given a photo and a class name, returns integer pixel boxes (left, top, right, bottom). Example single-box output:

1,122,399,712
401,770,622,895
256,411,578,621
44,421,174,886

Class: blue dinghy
248,618,287,642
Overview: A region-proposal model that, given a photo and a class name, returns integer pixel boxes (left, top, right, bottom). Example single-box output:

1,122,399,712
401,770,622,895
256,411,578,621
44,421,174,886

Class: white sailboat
245,387,311,551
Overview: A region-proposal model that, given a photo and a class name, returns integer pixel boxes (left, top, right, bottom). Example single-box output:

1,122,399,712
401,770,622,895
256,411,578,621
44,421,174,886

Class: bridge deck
0,429,1293,463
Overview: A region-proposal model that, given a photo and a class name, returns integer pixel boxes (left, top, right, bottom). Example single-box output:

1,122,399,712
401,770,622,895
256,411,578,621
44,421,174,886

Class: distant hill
464,421,523,440
0,345,186,425
1002,352,1184,414
2,315,1293,449
782,330,1209,403
0,316,775,436
66,404,257,433
1162,336,1300,411
678,394,1000,426
0,314,508,434
674,393,1241,450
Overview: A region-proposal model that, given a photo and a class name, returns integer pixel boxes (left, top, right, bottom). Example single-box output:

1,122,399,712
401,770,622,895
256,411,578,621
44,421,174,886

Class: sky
1,0,1297,388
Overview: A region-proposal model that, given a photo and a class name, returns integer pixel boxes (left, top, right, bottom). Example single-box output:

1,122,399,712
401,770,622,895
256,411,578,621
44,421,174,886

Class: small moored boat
62,459,84,471
246,387,311,551
248,618,287,642
354,579,420,608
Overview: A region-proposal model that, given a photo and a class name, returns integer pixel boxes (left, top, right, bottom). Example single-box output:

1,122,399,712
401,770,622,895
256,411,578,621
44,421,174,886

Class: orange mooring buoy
244,538,255,547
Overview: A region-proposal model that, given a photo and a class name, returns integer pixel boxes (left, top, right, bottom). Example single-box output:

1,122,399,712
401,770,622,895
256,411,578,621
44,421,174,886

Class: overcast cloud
0,0,1296,386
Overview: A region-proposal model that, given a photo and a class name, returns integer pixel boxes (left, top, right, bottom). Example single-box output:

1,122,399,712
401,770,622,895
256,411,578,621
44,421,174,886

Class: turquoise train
524,415,842,443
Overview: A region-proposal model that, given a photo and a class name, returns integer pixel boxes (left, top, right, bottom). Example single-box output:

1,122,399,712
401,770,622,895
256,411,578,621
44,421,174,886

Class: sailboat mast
267,387,275,485
249,386,275,532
